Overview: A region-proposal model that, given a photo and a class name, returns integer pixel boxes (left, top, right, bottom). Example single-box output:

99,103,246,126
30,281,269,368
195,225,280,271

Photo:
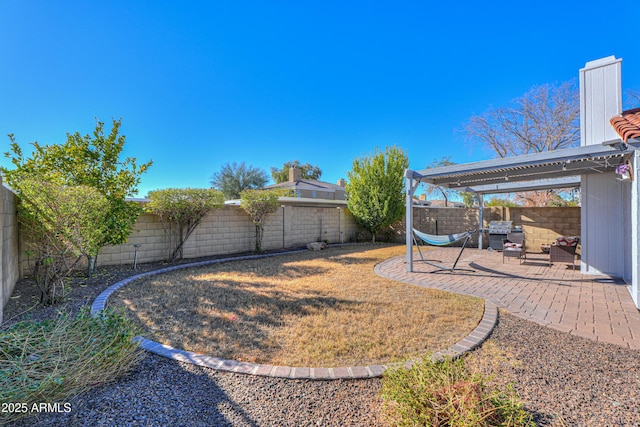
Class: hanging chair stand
412,228,477,273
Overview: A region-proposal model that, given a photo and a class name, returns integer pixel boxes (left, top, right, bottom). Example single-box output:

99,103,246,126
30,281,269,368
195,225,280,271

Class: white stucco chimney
580,55,626,279
579,56,622,146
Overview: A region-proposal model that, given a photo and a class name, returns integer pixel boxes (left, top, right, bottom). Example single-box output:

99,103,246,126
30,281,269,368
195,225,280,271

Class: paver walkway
375,247,640,349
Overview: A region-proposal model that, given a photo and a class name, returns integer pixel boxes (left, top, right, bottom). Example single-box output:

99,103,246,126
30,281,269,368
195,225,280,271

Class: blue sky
2,1,639,197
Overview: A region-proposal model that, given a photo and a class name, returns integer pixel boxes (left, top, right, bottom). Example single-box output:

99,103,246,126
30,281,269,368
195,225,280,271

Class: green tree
486,197,519,207
460,191,477,207
270,160,322,183
15,177,110,304
211,161,269,199
146,188,225,260
240,189,282,253
346,146,409,243
3,119,152,270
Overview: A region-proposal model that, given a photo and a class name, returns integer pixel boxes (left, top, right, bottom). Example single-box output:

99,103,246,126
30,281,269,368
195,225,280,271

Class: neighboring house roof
224,197,347,207
264,179,346,193
610,107,640,143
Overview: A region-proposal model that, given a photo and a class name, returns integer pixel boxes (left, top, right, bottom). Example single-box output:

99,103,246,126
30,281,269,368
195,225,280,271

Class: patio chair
502,232,525,264
549,236,579,268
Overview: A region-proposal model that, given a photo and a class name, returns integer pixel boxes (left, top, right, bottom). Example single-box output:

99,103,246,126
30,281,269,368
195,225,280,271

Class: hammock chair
412,228,476,272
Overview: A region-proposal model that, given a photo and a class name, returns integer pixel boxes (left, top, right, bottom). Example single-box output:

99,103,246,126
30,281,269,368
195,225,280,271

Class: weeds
380,356,534,427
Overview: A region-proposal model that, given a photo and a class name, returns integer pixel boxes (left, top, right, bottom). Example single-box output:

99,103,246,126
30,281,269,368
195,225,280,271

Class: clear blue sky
2,1,639,197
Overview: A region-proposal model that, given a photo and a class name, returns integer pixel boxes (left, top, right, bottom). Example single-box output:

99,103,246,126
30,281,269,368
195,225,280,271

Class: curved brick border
91,248,497,379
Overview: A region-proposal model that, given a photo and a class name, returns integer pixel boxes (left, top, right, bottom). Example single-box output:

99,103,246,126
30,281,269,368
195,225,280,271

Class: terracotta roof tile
610,107,640,142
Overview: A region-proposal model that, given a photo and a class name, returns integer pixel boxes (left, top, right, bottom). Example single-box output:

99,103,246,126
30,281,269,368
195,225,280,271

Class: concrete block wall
77,203,361,269
287,206,357,246
98,213,169,266
395,207,491,246
1,182,20,324
507,207,581,253
394,206,580,252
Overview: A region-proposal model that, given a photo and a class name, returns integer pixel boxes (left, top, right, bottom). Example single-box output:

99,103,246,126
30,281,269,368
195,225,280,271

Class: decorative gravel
4,252,640,426
471,311,640,426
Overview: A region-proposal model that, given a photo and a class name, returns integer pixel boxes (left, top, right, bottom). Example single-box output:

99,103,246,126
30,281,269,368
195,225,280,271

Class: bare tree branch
625,89,640,109
462,80,579,158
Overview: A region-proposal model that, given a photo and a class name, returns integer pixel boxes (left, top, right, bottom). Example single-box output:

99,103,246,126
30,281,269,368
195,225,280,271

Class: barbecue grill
488,220,513,250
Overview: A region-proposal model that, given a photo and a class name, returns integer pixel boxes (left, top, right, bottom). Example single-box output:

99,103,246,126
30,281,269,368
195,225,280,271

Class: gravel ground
4,254,640,426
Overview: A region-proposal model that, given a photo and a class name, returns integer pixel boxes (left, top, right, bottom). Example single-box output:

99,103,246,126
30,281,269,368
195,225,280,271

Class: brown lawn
110,244,484,367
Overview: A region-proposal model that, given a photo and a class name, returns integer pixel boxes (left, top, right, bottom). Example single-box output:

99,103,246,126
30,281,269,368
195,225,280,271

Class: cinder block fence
97,202,360,268
1,180,20,325
0,181,581,323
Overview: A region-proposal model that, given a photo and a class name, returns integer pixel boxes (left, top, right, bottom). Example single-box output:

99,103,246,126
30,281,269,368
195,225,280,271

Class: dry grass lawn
110,244,484,367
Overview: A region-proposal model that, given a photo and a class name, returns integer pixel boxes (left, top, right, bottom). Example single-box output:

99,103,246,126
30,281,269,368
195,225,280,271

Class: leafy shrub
240,189,285,253
380,356,534,427
18,179,111,304
0,308,145,423
146,188,224,260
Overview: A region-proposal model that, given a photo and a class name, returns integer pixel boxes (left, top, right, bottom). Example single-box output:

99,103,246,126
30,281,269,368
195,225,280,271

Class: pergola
405,142,634,272
404,57,640,308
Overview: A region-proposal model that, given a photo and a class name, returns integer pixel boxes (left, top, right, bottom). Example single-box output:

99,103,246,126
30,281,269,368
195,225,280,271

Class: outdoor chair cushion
555,236,579,247
503,241,523,249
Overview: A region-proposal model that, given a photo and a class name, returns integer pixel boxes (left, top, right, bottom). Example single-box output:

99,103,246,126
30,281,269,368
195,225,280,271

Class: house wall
294,189,346,200
581,174,626,276
0,181,20,324
296,189,342,200
631,152,640,306
622,175,633,283
579,56,622,147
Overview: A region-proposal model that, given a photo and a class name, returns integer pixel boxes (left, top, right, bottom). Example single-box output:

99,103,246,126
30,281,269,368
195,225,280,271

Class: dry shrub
380,356,534,427
0,308,145,424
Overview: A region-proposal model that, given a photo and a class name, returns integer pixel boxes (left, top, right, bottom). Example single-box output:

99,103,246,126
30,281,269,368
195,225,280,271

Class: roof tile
610,107,640,142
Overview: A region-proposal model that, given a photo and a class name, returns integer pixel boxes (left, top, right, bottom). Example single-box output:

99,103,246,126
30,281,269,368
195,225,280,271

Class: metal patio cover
406,142,634,194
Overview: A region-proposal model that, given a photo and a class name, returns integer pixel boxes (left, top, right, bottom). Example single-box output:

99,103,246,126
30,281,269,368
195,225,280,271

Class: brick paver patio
374,247,640,349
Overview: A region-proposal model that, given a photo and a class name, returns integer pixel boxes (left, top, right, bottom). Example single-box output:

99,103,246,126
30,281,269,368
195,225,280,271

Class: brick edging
92,248,498,380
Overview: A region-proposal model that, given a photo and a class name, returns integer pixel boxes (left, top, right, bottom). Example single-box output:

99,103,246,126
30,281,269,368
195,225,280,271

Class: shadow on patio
375,246,640,349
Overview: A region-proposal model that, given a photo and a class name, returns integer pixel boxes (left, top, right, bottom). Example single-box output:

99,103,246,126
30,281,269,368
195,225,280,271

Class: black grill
488,221,513,250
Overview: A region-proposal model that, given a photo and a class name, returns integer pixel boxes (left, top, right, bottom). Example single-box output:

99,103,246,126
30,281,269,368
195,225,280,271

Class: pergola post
477,193,484,249
405,170,414,272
